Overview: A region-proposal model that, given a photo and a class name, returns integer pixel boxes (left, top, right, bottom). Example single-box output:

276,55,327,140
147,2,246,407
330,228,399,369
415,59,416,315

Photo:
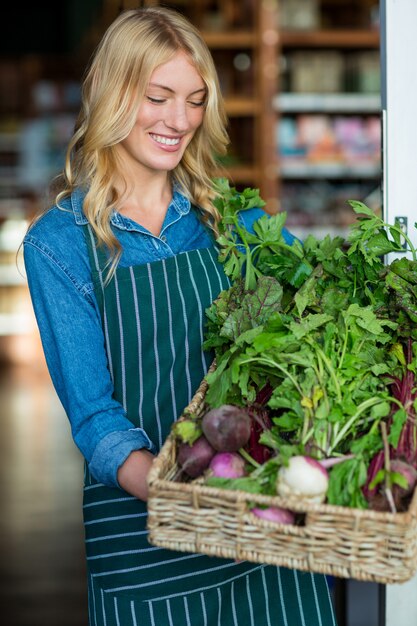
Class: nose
165,100,190,133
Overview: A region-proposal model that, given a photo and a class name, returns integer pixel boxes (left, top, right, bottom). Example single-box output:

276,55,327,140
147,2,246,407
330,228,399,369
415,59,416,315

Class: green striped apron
83,223,337,626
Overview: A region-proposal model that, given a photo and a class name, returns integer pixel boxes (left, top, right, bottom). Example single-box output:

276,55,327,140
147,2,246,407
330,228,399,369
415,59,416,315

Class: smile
150,133,181,146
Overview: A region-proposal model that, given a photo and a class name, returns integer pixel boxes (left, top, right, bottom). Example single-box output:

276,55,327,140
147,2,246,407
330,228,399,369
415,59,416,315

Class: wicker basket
147,375,417,584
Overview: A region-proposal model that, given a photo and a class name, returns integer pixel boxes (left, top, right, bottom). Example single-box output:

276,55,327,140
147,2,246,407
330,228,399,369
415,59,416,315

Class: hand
117,449,155,501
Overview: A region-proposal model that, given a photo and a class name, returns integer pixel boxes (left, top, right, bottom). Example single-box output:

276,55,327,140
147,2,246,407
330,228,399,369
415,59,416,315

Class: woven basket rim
148,360,417,525
148,433,417,525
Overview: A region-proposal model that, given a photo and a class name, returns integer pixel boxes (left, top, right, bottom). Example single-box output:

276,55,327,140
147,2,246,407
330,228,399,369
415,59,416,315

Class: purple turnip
251,506,295,524
209,452,246,478
276,455,329,503
202,404,251,452
177,435,216,478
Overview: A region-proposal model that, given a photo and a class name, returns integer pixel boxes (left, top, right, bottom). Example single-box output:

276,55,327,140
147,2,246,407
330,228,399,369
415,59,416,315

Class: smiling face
117,51,206,180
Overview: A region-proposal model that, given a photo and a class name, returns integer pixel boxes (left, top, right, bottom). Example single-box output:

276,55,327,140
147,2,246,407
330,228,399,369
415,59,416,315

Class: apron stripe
217,587,222,626
114,273,127,411
173,254,192,401
185,254,206,374
231,581,238,626
261,566,272,626
293,569,307,626
114,597,121,626
246,573,255,626
200,592,208,626
184,597,192,626
311,573,324,626
162,259,179,419
86,530,148,543
87,546,160,560
147,264,163,448
277,566,289,626
129,266,145,429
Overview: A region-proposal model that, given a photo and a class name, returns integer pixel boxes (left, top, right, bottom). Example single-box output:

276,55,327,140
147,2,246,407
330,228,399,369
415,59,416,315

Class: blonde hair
56,7,229,276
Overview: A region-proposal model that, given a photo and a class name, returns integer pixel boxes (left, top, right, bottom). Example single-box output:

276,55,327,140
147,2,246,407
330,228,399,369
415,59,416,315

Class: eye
188,100,206,108
147,96,166,104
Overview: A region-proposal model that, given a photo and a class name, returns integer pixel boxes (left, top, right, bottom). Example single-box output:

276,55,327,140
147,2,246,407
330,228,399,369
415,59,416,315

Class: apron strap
82,223,109,275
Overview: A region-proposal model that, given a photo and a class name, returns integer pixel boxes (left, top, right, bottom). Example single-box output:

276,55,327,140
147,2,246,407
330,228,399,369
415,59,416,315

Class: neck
115,171,173,236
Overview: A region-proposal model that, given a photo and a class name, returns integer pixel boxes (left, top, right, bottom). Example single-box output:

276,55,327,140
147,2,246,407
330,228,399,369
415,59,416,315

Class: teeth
150,134,180,146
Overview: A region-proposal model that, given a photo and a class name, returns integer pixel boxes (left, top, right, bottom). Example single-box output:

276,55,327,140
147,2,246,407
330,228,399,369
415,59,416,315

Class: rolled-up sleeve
23,237,156,488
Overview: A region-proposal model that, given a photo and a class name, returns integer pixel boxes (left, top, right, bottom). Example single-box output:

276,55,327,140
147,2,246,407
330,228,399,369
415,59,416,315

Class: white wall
382,1,417,620
382,0,417,260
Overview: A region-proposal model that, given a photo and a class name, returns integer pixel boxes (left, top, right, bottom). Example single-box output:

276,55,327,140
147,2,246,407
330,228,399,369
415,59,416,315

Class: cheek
190,109,205,132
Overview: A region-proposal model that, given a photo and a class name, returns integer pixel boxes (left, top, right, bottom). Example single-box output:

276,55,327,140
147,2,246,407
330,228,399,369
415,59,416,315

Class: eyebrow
148,83,207,96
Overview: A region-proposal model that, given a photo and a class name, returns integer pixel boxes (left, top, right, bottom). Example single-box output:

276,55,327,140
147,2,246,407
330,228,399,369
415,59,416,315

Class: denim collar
70,185,191,229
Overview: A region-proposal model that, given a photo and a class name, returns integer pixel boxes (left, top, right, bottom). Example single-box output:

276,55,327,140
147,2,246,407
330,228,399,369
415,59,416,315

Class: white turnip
209,452,246,478
202,404,251,452
276,455,329,503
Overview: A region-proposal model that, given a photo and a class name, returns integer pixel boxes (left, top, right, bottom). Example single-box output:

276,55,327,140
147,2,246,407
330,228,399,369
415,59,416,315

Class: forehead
148,51,205,92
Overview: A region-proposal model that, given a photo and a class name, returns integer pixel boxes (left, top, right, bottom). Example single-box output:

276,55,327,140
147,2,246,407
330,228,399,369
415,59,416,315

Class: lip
149,132,183,152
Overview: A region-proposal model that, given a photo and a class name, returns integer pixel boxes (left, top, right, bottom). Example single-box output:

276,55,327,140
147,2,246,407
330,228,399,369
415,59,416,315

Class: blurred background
0,1,381,624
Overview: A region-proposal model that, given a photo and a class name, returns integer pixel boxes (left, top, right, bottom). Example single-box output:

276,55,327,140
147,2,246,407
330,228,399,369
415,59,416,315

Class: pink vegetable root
209,452,246,478
251,506,295,524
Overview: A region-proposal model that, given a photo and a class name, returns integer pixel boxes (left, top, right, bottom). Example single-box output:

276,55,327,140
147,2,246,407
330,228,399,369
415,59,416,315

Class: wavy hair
55,7,229,276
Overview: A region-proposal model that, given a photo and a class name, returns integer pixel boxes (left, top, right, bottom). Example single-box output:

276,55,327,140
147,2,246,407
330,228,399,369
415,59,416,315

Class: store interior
0,1,382,625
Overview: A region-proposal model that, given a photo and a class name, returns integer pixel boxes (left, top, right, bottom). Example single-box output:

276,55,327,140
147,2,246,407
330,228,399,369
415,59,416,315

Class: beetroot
202,405,251,452
177,435,216,478
209,452,246,478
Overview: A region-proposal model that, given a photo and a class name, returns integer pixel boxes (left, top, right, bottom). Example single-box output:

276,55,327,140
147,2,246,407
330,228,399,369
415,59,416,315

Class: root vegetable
202,405,251,452
209,452,246,478
276,455,329,503
177,435,216,478
251,506,295,524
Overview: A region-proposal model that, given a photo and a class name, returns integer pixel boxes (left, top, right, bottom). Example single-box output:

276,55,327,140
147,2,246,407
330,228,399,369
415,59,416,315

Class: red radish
202,405,251,452
209,452,246,478
251,506,295,524
276,455,329,503
177,435,216,478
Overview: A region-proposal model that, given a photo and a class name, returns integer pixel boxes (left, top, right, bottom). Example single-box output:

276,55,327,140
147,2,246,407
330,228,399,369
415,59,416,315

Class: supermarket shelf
225,97,261,116
275,93,381,113
280,29,380,49
290,225,349,241
280,162,381,179
202,30,256,48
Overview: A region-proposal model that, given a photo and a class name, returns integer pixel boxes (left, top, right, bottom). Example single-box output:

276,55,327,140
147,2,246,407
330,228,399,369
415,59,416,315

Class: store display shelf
290,225,349,240
280,29,380,49
280,162,381,179
275,93,381,113
202,30,256,48
225,97,261,116
222,165,259,184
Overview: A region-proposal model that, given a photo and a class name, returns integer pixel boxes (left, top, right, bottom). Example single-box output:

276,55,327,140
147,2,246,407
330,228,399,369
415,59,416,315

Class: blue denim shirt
23,187,295,489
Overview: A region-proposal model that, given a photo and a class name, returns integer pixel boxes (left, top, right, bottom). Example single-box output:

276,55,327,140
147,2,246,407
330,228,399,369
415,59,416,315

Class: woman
24,7,337,625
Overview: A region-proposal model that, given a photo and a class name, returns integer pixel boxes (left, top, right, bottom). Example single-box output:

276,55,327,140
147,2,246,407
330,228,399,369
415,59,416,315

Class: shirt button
160,235,167,243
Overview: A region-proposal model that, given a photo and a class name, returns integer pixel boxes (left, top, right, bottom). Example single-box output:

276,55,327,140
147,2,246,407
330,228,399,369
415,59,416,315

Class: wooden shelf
224,97,261,116
202,30,256,49
280,29,380,49
217,165,259,184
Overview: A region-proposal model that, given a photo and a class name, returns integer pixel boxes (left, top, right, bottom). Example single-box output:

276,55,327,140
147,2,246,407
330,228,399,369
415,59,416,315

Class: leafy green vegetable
198,180,417,510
